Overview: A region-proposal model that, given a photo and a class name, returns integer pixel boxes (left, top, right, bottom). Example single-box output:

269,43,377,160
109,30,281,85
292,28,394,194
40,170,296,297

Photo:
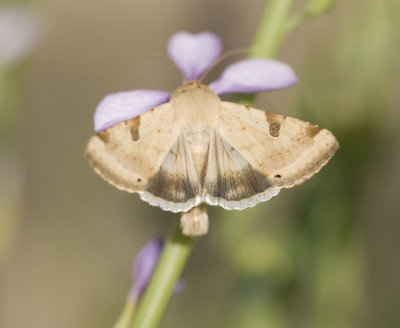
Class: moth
85,81,339,217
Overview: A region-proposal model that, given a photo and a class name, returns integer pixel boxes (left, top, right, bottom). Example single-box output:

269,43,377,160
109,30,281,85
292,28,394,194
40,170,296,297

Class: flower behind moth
93,31,298,132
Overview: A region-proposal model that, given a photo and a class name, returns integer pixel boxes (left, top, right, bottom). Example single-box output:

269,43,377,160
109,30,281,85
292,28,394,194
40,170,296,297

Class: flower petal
94,90,170,132
208,58,298,95
128,239,164,303
167,31,222,81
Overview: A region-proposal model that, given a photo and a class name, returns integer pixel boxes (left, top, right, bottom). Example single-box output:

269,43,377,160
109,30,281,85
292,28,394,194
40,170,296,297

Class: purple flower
93,31,298,132
127,238,183,303
0,5,41,66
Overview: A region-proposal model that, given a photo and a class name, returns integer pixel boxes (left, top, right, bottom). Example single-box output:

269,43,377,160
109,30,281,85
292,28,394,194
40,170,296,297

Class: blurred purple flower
94,31,298,132
0,5,41,66
127,238,183,303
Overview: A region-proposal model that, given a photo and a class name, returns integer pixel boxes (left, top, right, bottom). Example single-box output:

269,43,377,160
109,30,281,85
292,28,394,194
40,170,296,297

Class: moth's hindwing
140,134,202,212
203,132,280,210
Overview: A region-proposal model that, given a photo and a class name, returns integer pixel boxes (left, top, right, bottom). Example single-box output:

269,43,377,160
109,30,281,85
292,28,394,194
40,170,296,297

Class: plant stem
285,10,308,35
250,0,294,58
130,219,196,328
112,302,136,328
233,0,295,105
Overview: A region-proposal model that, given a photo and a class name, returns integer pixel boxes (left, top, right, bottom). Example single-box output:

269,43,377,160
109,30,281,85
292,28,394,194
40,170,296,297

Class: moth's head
170,81,221,127
170,81,218,100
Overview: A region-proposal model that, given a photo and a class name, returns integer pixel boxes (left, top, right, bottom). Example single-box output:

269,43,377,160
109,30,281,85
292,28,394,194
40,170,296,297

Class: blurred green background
1,0,399,327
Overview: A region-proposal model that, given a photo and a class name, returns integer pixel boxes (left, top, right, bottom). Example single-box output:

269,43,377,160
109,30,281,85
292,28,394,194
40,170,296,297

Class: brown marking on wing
128,116,141,142
264,112,282,137
305,124,322,137
97,130,110,143
269,122,281,137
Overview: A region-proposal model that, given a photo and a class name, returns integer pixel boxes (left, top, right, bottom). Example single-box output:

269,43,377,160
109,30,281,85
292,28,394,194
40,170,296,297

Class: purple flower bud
127,238,184,303
128,238,163,303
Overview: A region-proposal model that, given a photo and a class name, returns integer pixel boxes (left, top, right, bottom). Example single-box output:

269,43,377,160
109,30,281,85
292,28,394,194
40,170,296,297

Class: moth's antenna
199,47,251,83
146,53,171,61
146,53,190,83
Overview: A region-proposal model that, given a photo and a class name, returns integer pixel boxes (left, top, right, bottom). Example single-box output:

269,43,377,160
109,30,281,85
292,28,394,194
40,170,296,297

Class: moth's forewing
218,102,339,190
85,102,179,193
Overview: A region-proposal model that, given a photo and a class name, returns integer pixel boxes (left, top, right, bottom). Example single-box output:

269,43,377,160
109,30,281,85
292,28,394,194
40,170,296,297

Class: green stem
112,302,136,328
250,0,294,58
233,0,295,105
130,219,196,328
285,10,308,35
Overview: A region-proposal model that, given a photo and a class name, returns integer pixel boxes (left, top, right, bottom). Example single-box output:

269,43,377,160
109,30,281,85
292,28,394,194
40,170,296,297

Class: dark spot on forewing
305,124,322,138
130,127,140,141
269,122,281,137
264,112,282,137
128,116,141,142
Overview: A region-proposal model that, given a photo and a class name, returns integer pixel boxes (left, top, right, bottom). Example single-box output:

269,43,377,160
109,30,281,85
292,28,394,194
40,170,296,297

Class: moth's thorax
171,81,221,130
